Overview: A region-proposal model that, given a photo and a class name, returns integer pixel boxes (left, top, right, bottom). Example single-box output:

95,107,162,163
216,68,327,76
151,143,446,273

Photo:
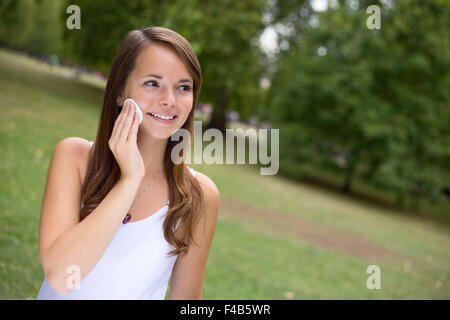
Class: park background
0,0,449,299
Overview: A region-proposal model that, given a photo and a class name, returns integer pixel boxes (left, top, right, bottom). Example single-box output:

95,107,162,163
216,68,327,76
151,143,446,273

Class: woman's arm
39,137,142,296
167,172,220,299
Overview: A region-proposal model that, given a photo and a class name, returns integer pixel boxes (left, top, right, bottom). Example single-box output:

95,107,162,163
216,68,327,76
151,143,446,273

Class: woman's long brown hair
79,26,204,257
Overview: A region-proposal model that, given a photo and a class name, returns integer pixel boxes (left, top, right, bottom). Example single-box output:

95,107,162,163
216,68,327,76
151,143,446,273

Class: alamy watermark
66,5,81,30
66,5,381,33
66,264,81,290
366,265,381,289
170,121,279,175
366,5,381,30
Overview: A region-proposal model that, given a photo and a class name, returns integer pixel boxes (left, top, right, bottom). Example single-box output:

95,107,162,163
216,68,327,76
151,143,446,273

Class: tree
267,0,450,206
62,0,268,133
0,0,64,55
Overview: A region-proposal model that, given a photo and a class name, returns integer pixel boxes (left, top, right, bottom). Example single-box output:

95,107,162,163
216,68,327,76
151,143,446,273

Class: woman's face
117,43,194,140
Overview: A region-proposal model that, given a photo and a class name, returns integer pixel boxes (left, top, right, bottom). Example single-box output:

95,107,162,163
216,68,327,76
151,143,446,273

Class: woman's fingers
119,102,135,143
128,113,139,142
116,101,132,141
110,102,128,144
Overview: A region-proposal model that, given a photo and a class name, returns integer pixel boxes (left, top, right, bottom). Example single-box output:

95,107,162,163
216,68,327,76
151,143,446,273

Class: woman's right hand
108,100,145,182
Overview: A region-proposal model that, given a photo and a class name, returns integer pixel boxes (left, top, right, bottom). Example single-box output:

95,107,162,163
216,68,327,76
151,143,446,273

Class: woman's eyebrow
141,73,192,84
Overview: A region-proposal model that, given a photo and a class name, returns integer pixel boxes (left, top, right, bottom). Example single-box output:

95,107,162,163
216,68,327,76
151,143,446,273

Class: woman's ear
116,94,124,107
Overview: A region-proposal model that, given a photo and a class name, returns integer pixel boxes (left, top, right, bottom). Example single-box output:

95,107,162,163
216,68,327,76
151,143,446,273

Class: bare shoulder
54,137,89,161
192,170,220,213
54,137,92,183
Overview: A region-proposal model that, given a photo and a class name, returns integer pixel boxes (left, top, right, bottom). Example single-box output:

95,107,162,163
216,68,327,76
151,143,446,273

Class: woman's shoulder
52,137,91,158
54,137,93,184
186,166,220,207
55,137,92,158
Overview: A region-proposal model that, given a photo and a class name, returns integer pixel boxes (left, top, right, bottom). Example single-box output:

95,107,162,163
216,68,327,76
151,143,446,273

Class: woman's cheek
182,95,194,109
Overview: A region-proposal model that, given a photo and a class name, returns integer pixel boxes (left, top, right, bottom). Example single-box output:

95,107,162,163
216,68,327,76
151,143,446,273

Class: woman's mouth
147,112,177,124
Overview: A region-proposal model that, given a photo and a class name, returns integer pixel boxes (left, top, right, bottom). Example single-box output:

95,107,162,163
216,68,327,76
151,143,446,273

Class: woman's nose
159,86,176,107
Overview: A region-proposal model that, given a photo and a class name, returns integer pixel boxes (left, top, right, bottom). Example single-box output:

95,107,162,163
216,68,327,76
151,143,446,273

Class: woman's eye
180,85,192,92
145,80,158,87
144,81,191,92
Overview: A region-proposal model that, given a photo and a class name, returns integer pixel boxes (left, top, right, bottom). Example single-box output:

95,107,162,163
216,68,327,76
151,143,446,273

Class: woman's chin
140,127,174,140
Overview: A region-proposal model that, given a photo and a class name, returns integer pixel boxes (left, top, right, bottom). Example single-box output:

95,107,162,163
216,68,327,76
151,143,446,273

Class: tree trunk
206,90,228,134
342,172,352,194
342,159,356,194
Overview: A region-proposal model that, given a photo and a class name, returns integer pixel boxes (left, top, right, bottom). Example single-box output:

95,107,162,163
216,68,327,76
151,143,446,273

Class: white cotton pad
123,98,143,125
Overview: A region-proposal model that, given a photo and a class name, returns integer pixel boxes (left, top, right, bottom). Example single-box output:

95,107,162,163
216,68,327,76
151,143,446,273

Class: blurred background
0,0,449,299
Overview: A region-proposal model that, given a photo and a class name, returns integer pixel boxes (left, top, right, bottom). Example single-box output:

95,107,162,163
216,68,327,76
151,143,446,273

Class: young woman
36,26,220,299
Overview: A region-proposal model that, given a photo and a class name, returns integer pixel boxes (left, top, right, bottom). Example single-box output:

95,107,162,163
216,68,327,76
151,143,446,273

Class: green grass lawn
1,48,449,299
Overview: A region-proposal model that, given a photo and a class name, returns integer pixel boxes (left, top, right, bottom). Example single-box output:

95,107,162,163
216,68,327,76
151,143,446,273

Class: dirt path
220,196,407,261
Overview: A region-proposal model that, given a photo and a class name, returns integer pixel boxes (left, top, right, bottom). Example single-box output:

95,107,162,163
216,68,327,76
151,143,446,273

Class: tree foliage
0,0,64,54
268,0,450,205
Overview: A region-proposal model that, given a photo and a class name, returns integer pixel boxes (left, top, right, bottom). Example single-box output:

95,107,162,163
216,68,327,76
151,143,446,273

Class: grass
0,48,449,299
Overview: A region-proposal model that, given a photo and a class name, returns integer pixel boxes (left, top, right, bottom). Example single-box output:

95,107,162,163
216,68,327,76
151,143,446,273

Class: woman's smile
147,112,178,123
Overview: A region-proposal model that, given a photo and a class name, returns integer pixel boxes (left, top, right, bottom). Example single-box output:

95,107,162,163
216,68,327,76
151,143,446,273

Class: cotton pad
123,98,143,125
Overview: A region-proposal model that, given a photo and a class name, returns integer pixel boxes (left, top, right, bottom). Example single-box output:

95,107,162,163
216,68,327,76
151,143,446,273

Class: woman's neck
136,131,168,179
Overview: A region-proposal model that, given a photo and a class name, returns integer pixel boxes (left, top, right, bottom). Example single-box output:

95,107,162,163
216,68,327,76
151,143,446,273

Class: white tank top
36,141,198,300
